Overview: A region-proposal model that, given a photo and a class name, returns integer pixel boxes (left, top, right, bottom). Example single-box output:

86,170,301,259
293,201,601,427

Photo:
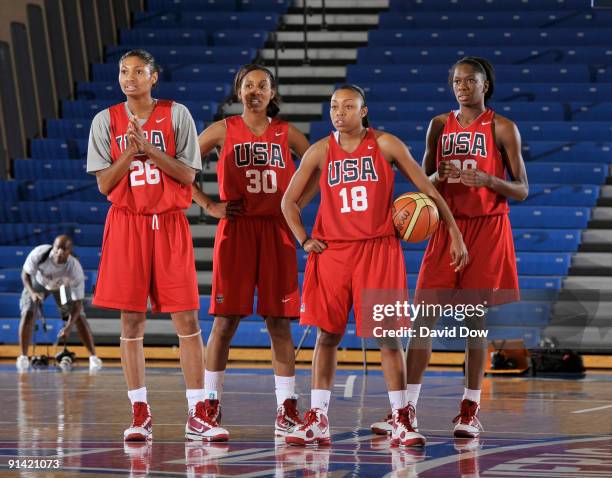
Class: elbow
515,184,529,202
182,170,196,185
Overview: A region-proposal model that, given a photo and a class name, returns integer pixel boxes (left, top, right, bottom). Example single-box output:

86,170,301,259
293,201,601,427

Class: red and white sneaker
124,402,152,442
185,400,229,442
371,412,393,435
285,408,331,446
275,397,304,437
453,399,483,438
391,404,426,447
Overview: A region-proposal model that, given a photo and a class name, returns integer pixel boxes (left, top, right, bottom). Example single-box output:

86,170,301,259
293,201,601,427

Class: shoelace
195,401,219,426
132,403,150,427
397,405,417,432
453,402,483,430
299,409,319,430
284,400,303,424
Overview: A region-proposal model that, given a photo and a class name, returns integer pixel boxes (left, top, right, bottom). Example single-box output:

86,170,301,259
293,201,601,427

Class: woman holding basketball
281,84,468,446
402,57,528,441
192,64,312,440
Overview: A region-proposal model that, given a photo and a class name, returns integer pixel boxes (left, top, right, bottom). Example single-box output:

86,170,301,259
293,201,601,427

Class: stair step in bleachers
31,139,88,159
388,0,591,12
0,246,101,269
62,100,218,122
514,185,599,206
0,202,109,224
146,0,289,13
134,11,280,30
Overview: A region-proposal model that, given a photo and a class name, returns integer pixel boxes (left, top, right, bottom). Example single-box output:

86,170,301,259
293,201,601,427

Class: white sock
127,387,147,405
463,388,481,404
275,375,296,407
204,370,225,400
311,389,331,414
186,388,205,412
406,383,422,407
388,390,407,412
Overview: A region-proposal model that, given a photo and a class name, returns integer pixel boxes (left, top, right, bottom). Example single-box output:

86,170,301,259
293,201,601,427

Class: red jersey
312,128,396,241
436,108,509,217
107,100,192,214
217,115,295,216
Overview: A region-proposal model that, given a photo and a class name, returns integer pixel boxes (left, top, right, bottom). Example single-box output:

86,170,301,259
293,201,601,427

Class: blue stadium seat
347,64,590,84
0,181,19,201
515,252,571,275
14,160,87,180
78,81,231,103
509,206,590,229
0,224,73,246
514,185,599,207
513,229,581,252
180,101,218,122
179,11,279,29
487,302,552,326
368,29,611,47
22,180,103,202
357,46,612,66
132,11,179,28
363,101,565,122
47,119,91,139
66,202,110,224
238,0,289,12
72,225,104,247
62,100,114,119
570,102,612,121
0,270,22,293
211,30,268,47
522,142,612,163
388,0,588,11
119,28,208,46
0,246,32,268
31,139,88,159
358,83,612,103
106,46,256,65
525,163,607,184
518,276,562,290
171,64,248,82
147,0,237,12
0,202,63,224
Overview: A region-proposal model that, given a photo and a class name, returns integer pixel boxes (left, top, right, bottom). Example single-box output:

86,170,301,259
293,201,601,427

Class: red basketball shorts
416,214,519,306
300,235,408,337
93,205,199,313
210,215,299,318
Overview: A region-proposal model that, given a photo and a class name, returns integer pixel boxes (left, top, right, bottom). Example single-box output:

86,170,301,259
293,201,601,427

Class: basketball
392,192,439,242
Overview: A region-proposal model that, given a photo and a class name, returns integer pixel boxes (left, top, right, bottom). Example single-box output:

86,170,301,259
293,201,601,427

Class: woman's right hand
303,238,327,254
437,160,461,182
205,200,244,219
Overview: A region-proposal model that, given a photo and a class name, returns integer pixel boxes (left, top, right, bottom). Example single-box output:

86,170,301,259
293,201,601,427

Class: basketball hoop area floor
1,366,611,477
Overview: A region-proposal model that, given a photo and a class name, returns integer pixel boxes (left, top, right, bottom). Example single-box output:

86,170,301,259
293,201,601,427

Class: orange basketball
392,192,439,242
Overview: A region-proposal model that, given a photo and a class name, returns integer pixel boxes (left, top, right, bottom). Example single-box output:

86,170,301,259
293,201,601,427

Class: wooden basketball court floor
1,364,612,477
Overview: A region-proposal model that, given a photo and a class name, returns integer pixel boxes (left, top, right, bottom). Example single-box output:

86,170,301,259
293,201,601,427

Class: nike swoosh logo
367,145,374,149
190,422,205,433
275,131,284,136
156,118,166,123
481,121,491,125
282,298,292,303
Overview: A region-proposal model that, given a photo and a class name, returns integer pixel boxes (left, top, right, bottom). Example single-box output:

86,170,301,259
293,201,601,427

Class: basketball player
87,49,227,442
192,64,313,439
281,85,468,446
374,57,528,440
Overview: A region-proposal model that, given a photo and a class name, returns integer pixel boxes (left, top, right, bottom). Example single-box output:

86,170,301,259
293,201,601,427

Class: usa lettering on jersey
328,156,379,187
233,142,285,168
441,132,487,157
115,130,167,153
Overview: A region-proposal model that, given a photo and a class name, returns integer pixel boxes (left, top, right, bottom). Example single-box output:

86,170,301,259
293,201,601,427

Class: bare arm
21,271,44,303
191,120,244,218
281,140,327,253
95,143,137,196
288,123,319,209
378,132,469,271
423,114,460,186
58,300,83,340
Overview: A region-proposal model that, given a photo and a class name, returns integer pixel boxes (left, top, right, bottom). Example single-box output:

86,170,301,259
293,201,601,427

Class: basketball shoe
185,399,229,442
275,396,303,437
285,408,330,446
373,406,420,436
16,355,30,372
124,402,152,442
391,404,426,447
453,399,483,438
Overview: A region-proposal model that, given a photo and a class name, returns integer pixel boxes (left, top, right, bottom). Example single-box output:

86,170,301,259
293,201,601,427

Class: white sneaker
391,404,426,447
89,355,103,372
453,399,483,438
16,355,30,372
285,408,331,446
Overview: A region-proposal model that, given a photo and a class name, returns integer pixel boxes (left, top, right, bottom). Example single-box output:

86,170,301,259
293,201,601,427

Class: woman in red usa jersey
192,64,313,439
86,50,228,443
281,85,468,447
402,57,529,443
